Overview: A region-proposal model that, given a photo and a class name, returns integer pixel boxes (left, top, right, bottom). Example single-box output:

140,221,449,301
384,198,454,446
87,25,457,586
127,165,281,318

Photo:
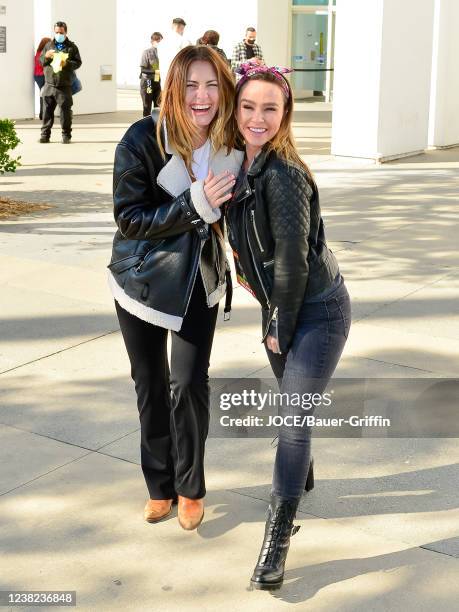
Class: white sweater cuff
190,180,222,224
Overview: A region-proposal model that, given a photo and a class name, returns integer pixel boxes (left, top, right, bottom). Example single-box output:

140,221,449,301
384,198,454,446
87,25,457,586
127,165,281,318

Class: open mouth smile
248,127,267,134
191,104,212,113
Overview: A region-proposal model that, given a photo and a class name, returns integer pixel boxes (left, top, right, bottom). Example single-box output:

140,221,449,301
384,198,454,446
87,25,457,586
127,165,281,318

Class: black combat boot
250,495,300,590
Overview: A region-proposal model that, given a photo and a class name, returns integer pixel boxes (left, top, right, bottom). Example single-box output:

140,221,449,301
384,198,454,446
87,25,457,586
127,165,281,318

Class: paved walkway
0,94,458,610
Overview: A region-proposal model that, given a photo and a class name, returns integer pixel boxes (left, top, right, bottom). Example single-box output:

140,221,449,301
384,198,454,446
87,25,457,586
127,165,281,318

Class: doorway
290,0,336,101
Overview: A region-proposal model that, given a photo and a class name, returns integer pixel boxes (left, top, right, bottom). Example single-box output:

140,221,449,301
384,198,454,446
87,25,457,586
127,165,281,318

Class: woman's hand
266,335,281,354
204,170,236,209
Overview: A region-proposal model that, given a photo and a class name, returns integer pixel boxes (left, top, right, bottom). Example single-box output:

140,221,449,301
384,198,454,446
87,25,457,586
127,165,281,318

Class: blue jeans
34,75,45,119
265,275,351,499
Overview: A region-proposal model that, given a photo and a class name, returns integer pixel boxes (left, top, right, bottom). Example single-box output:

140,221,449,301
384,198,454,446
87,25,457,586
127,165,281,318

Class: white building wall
34,0,51,116
428,0,459,147
377,0,434,159
332,0,435,162
331,0,383,158
256,0,290,67
0,0,35,119
48,0,117,114
117,0,258,87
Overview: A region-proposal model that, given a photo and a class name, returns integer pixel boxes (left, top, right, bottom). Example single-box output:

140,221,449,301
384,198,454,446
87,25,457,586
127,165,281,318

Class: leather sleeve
264,165,313,353
67,42,82,71
113,142,204,240
40,44,52,66
139,49,149,70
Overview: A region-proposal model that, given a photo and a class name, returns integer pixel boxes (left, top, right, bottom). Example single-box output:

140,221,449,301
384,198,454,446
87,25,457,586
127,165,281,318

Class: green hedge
0,119,21,174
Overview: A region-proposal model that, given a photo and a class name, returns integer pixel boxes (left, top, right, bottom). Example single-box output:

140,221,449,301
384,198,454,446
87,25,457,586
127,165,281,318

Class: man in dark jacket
39,21,82,144
139,32,163,117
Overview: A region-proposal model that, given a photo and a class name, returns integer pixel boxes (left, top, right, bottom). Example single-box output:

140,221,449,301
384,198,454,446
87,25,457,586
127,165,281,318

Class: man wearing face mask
39,21,82,144
231,27,264,74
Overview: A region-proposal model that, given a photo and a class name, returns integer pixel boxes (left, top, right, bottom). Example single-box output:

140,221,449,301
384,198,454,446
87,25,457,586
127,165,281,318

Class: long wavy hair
36,37,51,54
234,71,314,182
157,46,236,175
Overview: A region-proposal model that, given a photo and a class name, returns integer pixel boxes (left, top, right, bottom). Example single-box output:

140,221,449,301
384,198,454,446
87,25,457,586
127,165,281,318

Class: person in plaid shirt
231,27,264,73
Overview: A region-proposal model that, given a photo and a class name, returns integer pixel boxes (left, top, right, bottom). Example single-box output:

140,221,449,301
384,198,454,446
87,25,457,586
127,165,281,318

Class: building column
331,0,435,162
257,0,290,67
0,0,35,119
428,0,459,148
50,0,117,114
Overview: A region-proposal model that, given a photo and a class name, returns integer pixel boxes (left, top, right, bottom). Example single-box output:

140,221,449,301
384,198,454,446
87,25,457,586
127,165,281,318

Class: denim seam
318,300,331,380
334,297,349,339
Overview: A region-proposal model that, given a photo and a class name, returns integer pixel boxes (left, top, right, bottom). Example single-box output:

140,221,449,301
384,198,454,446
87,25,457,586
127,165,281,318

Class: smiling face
236,79,285,157
185,60,219,141
245,29,257,45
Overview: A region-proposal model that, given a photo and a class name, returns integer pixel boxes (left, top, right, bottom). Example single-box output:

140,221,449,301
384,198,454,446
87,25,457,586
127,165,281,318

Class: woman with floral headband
108,46,243,531
218,62,351,589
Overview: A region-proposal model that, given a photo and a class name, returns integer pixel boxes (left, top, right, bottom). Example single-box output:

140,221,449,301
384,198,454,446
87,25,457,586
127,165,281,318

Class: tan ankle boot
144,498,173,523
177,496,204,530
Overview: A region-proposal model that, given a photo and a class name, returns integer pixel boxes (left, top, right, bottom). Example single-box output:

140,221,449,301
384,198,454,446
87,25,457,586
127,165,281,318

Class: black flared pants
115,274,218,500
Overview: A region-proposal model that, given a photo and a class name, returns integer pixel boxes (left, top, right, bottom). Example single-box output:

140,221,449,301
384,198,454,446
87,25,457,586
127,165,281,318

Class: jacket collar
154,114,244,197
247,148,271,177
231,148,273,203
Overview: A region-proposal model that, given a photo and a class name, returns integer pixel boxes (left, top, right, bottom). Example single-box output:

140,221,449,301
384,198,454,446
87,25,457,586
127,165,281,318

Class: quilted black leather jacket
225,149,339,353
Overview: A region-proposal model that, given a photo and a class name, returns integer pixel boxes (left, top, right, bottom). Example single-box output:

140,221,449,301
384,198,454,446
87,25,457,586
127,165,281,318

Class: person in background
139,31,163,117
39,21,82,144
231,26,264,73
157,17,192,84
34,37,51,120
199,30,229,65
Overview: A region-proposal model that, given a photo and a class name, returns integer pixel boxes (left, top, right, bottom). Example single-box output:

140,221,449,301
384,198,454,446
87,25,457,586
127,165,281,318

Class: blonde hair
234,72,314,182
157,46,236,176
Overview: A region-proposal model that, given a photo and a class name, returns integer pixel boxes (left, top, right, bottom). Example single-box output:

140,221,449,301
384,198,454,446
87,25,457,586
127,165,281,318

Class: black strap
224,265,232,320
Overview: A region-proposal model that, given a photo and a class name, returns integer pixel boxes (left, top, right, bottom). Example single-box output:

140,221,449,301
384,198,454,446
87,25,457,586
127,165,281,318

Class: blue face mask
54,33,66,43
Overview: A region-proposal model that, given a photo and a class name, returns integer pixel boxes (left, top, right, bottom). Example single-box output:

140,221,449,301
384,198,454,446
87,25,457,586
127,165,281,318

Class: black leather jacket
225,149,339,353
108,115,243,330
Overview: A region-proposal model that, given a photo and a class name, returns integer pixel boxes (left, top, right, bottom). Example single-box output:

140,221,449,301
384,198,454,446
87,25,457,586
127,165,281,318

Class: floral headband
235,61,294,98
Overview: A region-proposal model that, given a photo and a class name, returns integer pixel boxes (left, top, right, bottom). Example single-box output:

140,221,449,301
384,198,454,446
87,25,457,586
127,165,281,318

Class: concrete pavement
0,92,458,610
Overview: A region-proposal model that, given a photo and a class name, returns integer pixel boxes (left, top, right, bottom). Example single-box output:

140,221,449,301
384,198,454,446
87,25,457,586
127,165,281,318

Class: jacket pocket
134,239,166,273
107,254,143,274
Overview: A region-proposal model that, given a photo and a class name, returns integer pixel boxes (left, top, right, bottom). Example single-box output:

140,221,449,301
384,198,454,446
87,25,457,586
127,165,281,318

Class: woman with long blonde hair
221,62,351,589
108,46,243,530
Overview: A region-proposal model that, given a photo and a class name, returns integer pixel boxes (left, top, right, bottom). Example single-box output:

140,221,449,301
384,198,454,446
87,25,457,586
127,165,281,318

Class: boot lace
260,503,300,566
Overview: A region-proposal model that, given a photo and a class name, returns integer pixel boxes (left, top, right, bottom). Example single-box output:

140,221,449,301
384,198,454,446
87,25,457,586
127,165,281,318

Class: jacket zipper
213,230,221,280
273,307,281,351
135,257,147,273
251,210,264,253
184,239,205,315
246,220,270,308
262,306,280,349
263,259,274,269
134,240,165,272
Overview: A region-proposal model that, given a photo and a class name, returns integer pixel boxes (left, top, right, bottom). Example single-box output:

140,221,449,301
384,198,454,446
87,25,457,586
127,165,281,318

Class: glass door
290,1,336,101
